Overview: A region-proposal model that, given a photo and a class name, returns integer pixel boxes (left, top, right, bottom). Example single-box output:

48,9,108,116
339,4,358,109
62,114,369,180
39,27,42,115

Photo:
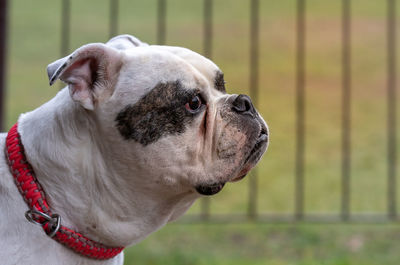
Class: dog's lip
230,128,268,182
230,166,252,182
195,182,225,196
246,127,268,162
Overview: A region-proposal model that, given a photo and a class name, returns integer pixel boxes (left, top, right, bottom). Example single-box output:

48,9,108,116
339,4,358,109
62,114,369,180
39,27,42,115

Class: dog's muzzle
195,94,269,196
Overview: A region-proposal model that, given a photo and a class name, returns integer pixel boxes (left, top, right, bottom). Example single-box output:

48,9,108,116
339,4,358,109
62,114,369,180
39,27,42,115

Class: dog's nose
232,94,256,117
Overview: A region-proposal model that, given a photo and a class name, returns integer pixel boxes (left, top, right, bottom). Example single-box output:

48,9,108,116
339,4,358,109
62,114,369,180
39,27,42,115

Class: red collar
5,123,124,259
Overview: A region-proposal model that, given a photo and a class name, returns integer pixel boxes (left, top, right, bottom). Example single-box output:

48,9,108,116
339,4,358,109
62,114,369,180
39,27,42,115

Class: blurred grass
125,223,400,265
5,0,400,264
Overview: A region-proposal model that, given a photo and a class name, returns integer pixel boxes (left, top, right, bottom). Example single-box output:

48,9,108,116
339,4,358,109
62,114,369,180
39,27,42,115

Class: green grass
124,223,400,265
6,0,400,264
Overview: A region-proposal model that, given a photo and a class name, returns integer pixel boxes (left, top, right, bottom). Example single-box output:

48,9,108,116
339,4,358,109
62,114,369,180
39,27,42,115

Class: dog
0,35,268,265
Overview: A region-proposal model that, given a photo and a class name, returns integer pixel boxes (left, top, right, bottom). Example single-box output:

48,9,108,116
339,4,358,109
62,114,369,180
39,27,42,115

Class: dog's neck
17,88,196,247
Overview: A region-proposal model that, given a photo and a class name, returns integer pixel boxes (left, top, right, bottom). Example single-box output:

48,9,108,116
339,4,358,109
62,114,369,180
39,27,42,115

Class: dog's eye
185,95,203,113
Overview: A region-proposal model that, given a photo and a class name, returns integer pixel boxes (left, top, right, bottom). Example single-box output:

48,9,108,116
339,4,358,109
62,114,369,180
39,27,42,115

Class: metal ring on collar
25,209,61,238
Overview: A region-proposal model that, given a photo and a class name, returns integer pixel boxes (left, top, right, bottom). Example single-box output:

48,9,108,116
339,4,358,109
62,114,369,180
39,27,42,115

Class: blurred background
1,0,400,264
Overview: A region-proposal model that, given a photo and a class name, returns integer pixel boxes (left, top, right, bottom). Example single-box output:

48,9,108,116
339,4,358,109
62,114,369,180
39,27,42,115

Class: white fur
0,35,268,265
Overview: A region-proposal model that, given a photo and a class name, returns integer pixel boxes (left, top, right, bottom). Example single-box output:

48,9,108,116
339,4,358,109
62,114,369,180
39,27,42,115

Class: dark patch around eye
115,81,199,146
215,71,226,93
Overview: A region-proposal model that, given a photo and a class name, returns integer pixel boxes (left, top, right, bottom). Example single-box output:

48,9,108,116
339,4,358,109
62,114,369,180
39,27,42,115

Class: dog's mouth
246,127,268,163
230,127,269,182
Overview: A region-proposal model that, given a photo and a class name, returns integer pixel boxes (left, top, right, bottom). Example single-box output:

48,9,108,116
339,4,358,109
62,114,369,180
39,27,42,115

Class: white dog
0,35,268,265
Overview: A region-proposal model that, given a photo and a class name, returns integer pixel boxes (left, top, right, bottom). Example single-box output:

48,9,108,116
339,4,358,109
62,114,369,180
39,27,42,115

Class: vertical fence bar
157,0,166,45
61,0,71,57
200,0,213,221
387,0,397,220
203,0,212,59
0,0,7,130
248,0,260,220
109,0,119,38
295,0,306,221
341,0,351,221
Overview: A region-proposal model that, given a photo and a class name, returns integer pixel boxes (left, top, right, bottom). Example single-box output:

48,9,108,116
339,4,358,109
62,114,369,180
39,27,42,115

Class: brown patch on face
214,71,226,93
115,81,204,146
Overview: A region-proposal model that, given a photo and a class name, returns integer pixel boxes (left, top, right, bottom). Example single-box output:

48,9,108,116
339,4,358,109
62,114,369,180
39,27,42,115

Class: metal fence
0,0,397,223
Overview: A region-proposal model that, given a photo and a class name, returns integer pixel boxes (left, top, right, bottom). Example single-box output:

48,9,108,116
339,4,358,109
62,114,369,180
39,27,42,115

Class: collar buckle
25,209,61,238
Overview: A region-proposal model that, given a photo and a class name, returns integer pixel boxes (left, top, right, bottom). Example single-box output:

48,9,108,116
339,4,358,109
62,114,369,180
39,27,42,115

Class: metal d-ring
25,209,61,238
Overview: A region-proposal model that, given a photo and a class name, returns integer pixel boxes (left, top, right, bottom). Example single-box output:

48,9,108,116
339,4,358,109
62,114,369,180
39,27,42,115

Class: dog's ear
106,34,149,50
47,43,122,110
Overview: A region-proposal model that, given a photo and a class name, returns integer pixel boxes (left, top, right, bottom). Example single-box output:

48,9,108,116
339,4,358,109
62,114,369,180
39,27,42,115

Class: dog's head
47,35,269,197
